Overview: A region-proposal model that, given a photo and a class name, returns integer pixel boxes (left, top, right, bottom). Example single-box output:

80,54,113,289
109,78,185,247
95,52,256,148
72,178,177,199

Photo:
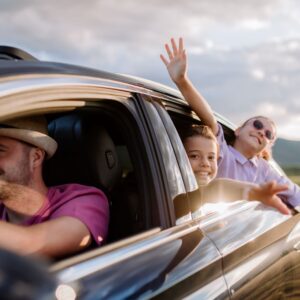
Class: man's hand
160,37,187,85
0,180,45,217
248,181,291,215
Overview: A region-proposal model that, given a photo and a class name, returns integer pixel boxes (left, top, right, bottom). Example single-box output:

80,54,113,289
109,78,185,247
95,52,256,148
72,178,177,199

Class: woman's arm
214,178,290,215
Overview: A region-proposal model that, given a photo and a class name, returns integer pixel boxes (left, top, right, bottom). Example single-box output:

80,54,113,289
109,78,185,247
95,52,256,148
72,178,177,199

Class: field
283,166,300,185
287,175,300,185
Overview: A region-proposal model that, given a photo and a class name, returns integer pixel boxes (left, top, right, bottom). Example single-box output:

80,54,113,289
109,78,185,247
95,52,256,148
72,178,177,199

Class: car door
198,200,300,299
53,222,229,299
135,95,229,299
155,97,300,299
0,69,229,299
47,90,229,300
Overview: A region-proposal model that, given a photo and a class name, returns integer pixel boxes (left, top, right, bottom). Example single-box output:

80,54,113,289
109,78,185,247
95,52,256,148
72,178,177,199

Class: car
0,46,300,300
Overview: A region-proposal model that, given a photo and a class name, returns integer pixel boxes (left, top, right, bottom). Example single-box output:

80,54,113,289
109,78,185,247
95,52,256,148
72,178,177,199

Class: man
0,116,109,258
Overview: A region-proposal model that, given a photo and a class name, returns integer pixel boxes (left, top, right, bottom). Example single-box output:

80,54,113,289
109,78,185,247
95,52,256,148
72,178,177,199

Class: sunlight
55,284,77,300
79,235,91,247
201,201,230,215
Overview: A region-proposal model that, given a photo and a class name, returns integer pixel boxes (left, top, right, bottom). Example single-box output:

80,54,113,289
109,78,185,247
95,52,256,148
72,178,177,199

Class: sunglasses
252,120,274,140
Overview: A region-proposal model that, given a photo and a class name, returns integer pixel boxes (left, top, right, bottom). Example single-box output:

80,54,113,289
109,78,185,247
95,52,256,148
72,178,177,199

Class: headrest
45,113,121,191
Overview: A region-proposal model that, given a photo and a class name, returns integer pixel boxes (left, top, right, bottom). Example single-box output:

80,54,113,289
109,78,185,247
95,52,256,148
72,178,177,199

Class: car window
43,100,162,246
140,97,191,225
152,101,198,193
163,107,252,218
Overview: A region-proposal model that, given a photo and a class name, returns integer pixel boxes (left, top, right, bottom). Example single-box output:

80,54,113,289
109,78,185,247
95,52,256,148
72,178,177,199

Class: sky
1,0,300,139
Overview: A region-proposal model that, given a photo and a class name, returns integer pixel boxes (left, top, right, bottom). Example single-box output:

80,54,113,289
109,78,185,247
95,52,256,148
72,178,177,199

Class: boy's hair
181,124,216,141
180,124,219,152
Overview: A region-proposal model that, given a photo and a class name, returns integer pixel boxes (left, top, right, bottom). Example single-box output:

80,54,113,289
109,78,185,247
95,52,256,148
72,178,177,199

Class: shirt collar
229,145,258,167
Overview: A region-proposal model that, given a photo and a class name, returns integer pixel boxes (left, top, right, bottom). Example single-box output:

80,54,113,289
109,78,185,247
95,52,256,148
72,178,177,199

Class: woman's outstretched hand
249,181,291,215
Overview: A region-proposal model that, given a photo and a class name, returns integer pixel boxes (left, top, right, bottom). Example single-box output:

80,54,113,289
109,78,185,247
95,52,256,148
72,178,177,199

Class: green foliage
282,166,300,176
287,175,300,185
273,138,300,166
282,166,300,185
272,138,300,185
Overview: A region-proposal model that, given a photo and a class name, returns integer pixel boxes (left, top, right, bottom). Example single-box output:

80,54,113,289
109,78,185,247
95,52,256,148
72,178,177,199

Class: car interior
43,105,155,250
168,110,235,146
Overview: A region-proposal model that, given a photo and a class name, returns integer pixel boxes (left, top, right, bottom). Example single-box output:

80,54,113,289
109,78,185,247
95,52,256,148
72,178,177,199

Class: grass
286,175,300,185
282,166,300,185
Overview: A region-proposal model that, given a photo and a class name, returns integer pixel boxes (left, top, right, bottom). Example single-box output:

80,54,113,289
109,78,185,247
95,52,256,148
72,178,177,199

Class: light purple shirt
216,124,300,207
0,183,109,245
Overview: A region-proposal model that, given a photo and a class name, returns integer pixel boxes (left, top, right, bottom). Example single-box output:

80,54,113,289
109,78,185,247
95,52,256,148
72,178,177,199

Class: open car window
16,98,159,260
163,105,285,219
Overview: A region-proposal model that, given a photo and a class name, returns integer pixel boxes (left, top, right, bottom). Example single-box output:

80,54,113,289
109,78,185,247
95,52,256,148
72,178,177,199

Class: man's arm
160,37,218,135
0,216,92,258
0,183,109,258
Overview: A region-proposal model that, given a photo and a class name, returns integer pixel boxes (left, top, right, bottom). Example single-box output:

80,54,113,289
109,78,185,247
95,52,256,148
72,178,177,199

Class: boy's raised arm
160,37,218,135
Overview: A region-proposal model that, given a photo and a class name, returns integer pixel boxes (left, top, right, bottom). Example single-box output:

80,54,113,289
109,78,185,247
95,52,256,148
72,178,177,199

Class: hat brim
0,128,57,159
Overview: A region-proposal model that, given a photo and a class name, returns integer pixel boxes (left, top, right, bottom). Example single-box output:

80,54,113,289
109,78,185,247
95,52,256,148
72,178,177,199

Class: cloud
1,0,300,138
251,68,266,80
0,0,288,58
169,36,300,134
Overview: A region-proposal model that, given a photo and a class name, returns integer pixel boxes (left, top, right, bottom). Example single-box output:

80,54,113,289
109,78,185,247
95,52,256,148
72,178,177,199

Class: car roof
0,59,183,98
0,47,235,129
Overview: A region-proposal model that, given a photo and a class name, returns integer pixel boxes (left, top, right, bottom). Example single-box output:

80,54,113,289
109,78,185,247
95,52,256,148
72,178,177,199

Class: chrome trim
56,224,200,283
51,228,162,271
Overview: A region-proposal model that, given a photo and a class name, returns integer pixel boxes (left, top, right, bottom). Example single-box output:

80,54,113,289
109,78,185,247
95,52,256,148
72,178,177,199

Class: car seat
45,113,121,192
44,112,144,243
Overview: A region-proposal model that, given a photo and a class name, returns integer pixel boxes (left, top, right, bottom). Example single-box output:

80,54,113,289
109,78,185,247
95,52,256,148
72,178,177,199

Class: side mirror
0,46,38,61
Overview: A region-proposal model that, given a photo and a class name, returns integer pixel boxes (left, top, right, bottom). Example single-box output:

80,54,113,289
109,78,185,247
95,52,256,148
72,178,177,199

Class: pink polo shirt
0,183,109,245
216,124,300,207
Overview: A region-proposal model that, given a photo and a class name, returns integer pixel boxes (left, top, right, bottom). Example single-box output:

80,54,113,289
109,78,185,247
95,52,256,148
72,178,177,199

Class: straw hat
0,116,57,158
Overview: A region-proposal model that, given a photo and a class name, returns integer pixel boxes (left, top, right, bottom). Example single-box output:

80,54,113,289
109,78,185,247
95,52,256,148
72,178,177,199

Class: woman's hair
259,148,272,161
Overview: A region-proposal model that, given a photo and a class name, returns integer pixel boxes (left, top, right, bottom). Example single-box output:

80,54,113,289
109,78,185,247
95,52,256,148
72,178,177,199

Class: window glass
165,108,252,219
143,100,191,225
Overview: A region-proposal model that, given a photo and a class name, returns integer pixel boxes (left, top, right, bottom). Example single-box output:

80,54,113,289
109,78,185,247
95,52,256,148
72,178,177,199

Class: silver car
0,46,299,300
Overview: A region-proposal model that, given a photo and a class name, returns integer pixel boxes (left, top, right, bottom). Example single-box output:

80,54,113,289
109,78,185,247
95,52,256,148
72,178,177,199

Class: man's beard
0,156,31,186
